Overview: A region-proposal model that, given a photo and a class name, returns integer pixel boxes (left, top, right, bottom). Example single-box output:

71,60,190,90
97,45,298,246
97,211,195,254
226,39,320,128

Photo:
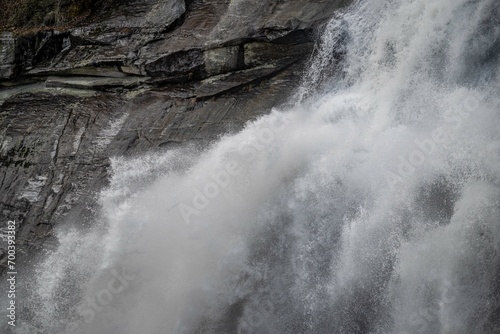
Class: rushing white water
6,0,500,333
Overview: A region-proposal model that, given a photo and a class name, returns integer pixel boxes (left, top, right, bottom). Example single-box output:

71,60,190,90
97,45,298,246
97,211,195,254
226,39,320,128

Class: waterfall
6,0,500,333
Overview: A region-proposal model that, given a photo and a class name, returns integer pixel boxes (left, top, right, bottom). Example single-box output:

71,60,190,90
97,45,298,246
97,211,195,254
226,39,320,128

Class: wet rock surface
0,0,351,270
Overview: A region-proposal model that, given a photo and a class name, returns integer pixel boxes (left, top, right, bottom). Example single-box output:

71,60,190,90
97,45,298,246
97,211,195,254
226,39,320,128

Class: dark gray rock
0,0,353,271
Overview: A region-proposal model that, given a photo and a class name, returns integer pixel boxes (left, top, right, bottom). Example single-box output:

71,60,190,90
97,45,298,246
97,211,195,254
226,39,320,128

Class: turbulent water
4,0,500,333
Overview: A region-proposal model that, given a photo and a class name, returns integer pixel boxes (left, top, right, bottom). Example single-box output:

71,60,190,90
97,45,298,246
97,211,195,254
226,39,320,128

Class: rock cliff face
0,0,351,269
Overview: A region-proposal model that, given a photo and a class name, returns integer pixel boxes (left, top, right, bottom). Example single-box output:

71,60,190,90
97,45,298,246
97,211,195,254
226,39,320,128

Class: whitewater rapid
5,0,500,333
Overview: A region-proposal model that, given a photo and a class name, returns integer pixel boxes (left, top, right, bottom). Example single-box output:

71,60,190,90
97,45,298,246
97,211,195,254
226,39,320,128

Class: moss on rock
0,0,123,30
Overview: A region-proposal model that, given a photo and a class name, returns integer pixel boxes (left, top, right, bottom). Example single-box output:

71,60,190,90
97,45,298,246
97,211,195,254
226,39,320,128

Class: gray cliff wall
0,0,351,269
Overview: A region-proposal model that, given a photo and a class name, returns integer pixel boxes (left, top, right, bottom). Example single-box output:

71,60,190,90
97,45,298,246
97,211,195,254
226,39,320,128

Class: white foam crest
14,0,500,333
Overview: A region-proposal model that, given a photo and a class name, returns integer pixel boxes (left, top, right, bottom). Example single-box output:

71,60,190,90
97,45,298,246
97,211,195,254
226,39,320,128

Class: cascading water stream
4,0,500,333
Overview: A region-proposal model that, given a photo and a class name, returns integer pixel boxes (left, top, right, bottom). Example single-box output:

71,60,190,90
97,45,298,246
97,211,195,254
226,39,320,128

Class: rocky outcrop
0,0,352,270
0,0,351,82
